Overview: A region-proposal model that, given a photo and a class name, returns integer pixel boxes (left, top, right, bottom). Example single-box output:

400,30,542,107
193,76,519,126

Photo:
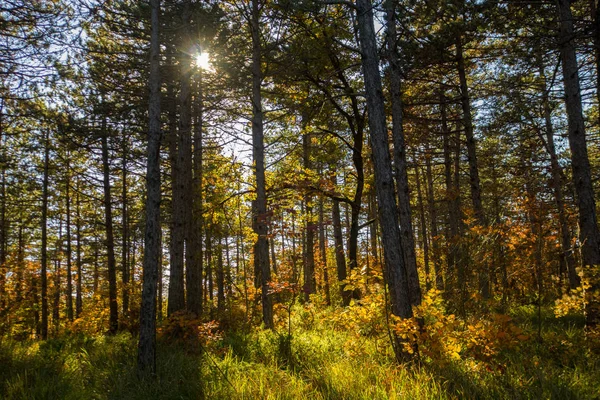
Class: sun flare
195,52,211,70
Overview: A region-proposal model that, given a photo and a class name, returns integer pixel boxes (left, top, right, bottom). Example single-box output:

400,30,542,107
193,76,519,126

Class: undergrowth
1,296,599,399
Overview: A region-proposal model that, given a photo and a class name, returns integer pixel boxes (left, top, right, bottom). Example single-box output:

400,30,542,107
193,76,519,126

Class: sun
195,52,211,70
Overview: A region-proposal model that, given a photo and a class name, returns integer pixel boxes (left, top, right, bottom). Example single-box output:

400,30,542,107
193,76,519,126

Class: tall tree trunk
101,115,118,334
442,92,455,291
206,229,214,316
180,0,195,317
356,0,417,361
415,164,430,291
75,178,82,318
167,45,184,317
332,167,350,305
539,62,579,289
93,237,99,294
385,0,421,306
53,221,62,334
319,197,331,305
187,55,204,317
65,157,73,322
456,34,488,298
217,236,225,316
138,0,161,373
425,148,443,290
250,0,273,329
157,232,163,321
41,129,50,340
16,224,24,304
594,0,600,127
303,130,316,301
0,128,5,313
122,141,129,320
558,0,600,326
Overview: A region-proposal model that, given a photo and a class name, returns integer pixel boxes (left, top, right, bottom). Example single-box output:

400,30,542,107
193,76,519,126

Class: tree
557,0,600,326
250,0,274,329
355,0,418,361
138,0,161,374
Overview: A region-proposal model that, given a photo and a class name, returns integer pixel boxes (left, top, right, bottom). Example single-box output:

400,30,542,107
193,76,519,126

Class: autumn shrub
158,311,221,351
392,289,529,367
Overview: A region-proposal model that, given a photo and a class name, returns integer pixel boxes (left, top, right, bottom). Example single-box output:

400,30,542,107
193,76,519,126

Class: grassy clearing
0,305,598,399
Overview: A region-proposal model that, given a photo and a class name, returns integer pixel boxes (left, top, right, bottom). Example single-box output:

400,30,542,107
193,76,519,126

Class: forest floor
1,301,599,399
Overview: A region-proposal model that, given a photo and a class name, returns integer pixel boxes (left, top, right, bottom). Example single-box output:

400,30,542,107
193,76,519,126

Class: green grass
0,306,599,399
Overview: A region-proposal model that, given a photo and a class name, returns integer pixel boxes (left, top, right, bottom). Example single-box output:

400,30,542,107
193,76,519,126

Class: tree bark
167,84,184,313
217,237,225,316
187,70,204,317
539,64,579,289
53,221,62,334
415,164,430,291
41,129,50,340
303,130,316,301
251,0,273,329
456,33,488,298
425,148,443,290
385,0,421,306
75,178,82,318
356,0,417,361
558,0,600,326
121,140,129,320
319,197,331,305
65,157,73,322
138,0,161,374
101,114,118,334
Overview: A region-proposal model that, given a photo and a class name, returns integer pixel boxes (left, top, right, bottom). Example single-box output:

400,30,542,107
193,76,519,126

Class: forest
1,0,600,398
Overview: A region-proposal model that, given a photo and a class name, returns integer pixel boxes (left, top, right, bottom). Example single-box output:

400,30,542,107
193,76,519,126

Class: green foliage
1,303,600,400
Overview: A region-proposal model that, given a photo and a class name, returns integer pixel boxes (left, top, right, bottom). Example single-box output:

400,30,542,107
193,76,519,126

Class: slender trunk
415,164,430,291
180,0,194,317
206,230,214,317
442,92,457,291
456,34,488,298
369,190,379,274
168,50,185,315
101,115,118,334
53,221,62,334
16,224,24,304
0,128,5,313
92,239,99,293
75,179,82,318
356,0,416,361
41,129,50,340
332,200,349,305
217,236,225,315
425,148,443,290
540,62,579,289
138,0,161,373
291,209,298,287
594,0,600,127
386,0,421,306
319,197,331,305
33,272,40,337
122,141,129,320
157,232,163,321
303,131,316,301
238,194,249,322
65,158,73,322
251,0,273,329
225,235,233,301
187,64,204,316
332,166,350,305
558,0,600,326
53,258,61,333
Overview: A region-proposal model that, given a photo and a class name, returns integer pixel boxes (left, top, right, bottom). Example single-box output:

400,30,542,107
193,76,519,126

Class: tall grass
0,305,598,399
